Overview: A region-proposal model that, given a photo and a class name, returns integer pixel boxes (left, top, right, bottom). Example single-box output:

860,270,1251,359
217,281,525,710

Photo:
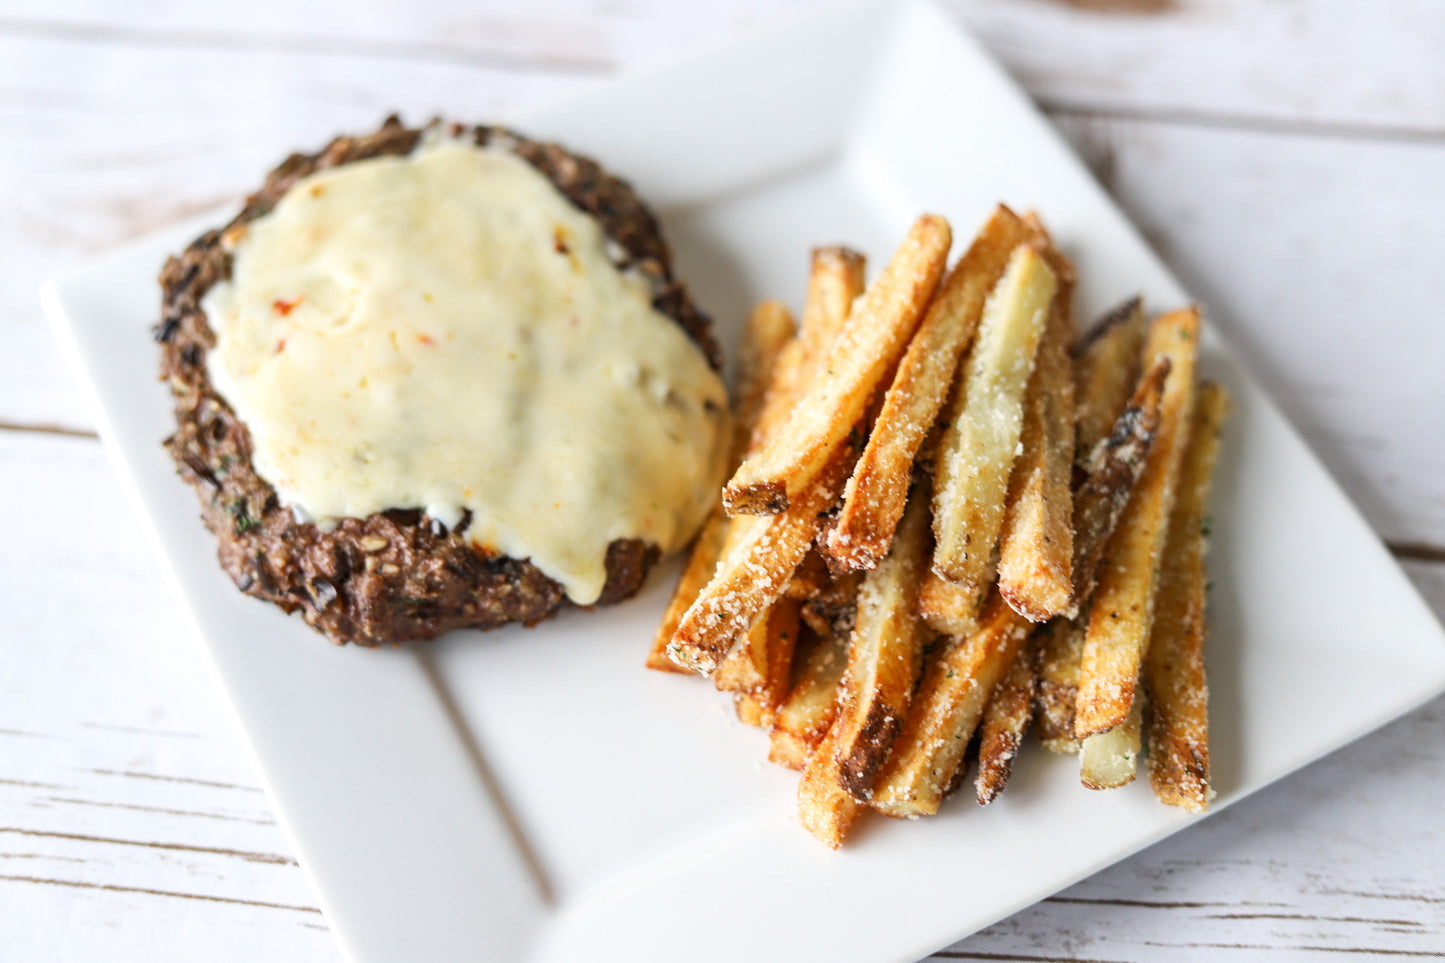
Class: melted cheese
202,138,730,605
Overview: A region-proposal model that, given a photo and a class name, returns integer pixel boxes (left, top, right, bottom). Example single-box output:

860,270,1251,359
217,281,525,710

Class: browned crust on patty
155,116,716,646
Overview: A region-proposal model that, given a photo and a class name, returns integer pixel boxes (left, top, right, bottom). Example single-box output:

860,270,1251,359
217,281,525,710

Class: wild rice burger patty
156,117,725,646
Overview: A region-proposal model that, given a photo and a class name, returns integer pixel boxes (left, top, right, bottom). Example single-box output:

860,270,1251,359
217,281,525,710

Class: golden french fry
871,594,1034,818
769,626,851,770
1068,357,1169,614
797,721,862,849
647,301,797,674
734,301,801,457
1146,381,1230,812
1074,308,1200,737
717,597,802,727
1034,618,1085,752
1073,298,1147,484
932,245,1057,593
1080,691,1143,789
917,567,988,637
711,511,789,691
724,215,951,515
976,632,1040,805
713,590,794,693
800,246,868,383
646,514,730,674
783,550,833,601
997,295,1076,622
826,488,932,802
708,256,864,680
826,206,1033,571
670,438,856,675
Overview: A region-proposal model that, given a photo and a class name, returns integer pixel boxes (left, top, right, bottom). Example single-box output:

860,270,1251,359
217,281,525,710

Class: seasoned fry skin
769,626,851,770
871,593,1034,818
932,245,1057,593
1068,357,1169,615
647,301,796,674
997,296,1076,622
797,722,862,849
1074,308,1200,737
828,489,933,802
1034,618,1085,752
1073,298,1146,487
826,206,1033,571
976,632,1040,805
724,216,951,515
1146,381,1230,812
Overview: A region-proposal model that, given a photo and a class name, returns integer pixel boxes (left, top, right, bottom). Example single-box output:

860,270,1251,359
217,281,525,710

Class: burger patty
156,116,720,646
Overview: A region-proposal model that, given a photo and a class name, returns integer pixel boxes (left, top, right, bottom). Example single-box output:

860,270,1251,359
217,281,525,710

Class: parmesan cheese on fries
651,208,1225,846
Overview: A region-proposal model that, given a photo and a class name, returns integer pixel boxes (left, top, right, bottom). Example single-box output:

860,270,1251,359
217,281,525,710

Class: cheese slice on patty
202,136,730,605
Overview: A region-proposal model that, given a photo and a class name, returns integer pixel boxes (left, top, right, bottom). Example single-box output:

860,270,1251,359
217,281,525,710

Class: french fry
1074,308,1200,737
723,215,951,515
1079,691,1143,789
646,515,730,674
720,597,803,727
735,691,768,727
769,626,851,769
1067,357,1169,614
783,550,833,600
800,571,861,639
800,247,868,382
797,721,862,849
932,245,1057,593
1013,301,1152,708
917,567,987,637
710,254,865,684
1146,381,1230,812
826,488,933,801
669,448,854,675
649,207,1233,842
735,301,802,454
997,295,1076,622
711,510,793,692
826,206,1034,570
1073,298,1147,484
646,301,796,673
870,593,1034,818
976,632,1040,805
713,589,796,694
1034,618,1085,752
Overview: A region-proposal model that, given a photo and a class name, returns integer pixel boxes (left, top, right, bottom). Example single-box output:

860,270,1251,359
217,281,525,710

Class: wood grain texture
2,0,1444,959
1052,112,1445,547
12,0,1445,133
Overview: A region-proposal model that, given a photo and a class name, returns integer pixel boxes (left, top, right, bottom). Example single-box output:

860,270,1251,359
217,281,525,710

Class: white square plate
43,2,1445,961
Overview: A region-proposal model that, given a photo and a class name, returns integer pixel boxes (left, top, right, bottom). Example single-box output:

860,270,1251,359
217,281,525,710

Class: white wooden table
4,1,1444,959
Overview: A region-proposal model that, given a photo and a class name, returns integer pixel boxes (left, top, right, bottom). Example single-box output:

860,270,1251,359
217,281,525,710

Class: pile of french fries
648,206,1230,847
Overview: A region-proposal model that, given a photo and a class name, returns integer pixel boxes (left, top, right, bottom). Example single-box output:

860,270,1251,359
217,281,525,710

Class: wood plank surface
12,0,1445,133
2,0,1443,959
